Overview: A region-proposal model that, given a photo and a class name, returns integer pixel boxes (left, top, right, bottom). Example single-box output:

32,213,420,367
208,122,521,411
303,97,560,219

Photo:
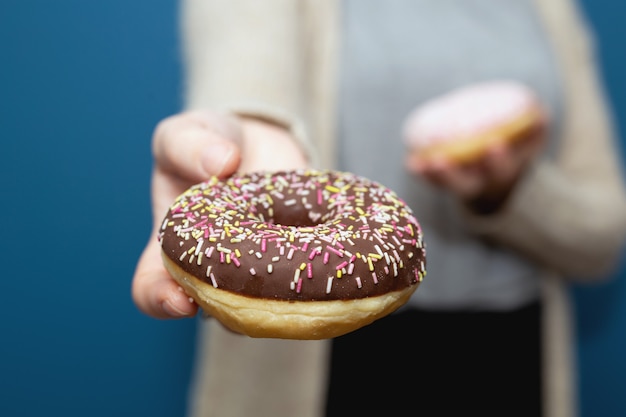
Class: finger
483,143,519,187
404,151,423,174
132,235,198,319
504,116,547,165
516,129,546,160
419,156,486,198
152,111,243,182
483,131,544,189
238,118,309,173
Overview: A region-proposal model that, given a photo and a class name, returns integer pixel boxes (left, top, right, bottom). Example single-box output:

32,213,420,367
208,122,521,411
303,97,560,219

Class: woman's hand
131,109,308,319
132,110,243,318
405,124,546,214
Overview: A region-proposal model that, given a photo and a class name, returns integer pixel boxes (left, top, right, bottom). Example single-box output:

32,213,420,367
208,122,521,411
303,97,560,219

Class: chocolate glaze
159,169,426,301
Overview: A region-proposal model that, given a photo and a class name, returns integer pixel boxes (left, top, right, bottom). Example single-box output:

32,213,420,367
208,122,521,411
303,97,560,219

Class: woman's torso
337,0,563,310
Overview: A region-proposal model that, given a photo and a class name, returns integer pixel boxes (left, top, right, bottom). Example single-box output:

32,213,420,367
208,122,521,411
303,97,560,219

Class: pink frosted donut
158,169,426,339
403,80,544,163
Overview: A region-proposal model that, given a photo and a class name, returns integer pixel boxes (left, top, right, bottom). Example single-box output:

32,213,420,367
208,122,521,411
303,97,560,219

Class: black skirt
325,301,543,417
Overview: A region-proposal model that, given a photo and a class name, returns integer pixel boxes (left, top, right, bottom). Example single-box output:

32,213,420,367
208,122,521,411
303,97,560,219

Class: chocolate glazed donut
159,169,427,339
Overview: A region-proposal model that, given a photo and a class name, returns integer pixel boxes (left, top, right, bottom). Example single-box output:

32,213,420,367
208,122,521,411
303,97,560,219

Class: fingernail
201,142,234,177
162,299,192,317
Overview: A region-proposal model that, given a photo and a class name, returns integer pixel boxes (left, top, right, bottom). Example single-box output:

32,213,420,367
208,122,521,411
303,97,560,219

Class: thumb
152,110,243,182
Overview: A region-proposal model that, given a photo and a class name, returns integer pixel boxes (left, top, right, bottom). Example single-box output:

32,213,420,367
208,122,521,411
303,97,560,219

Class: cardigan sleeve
179,0,320,165
461,0,626,281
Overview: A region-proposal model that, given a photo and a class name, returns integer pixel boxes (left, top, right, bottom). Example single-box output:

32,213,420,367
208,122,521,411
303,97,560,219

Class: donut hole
231,170,361,229
249,199,331,228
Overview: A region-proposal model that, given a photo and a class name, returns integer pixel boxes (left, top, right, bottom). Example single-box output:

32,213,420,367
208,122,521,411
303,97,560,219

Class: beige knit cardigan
179,1,626,416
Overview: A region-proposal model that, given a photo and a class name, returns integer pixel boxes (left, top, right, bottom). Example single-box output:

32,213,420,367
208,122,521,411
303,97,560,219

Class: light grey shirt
338,0,563,310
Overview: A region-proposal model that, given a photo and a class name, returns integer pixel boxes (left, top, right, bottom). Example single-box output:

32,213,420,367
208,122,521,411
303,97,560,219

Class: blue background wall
0,1,624,416
0,2,196,416
572,1,626,415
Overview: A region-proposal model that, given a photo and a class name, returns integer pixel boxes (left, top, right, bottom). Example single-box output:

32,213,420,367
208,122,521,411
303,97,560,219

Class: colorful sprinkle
159,169,426,301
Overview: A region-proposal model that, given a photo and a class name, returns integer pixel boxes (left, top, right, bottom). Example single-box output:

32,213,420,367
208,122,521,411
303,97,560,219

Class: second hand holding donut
404,81,547,213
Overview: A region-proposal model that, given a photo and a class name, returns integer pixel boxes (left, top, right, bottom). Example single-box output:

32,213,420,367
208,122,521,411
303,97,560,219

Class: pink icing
403,80,538,148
